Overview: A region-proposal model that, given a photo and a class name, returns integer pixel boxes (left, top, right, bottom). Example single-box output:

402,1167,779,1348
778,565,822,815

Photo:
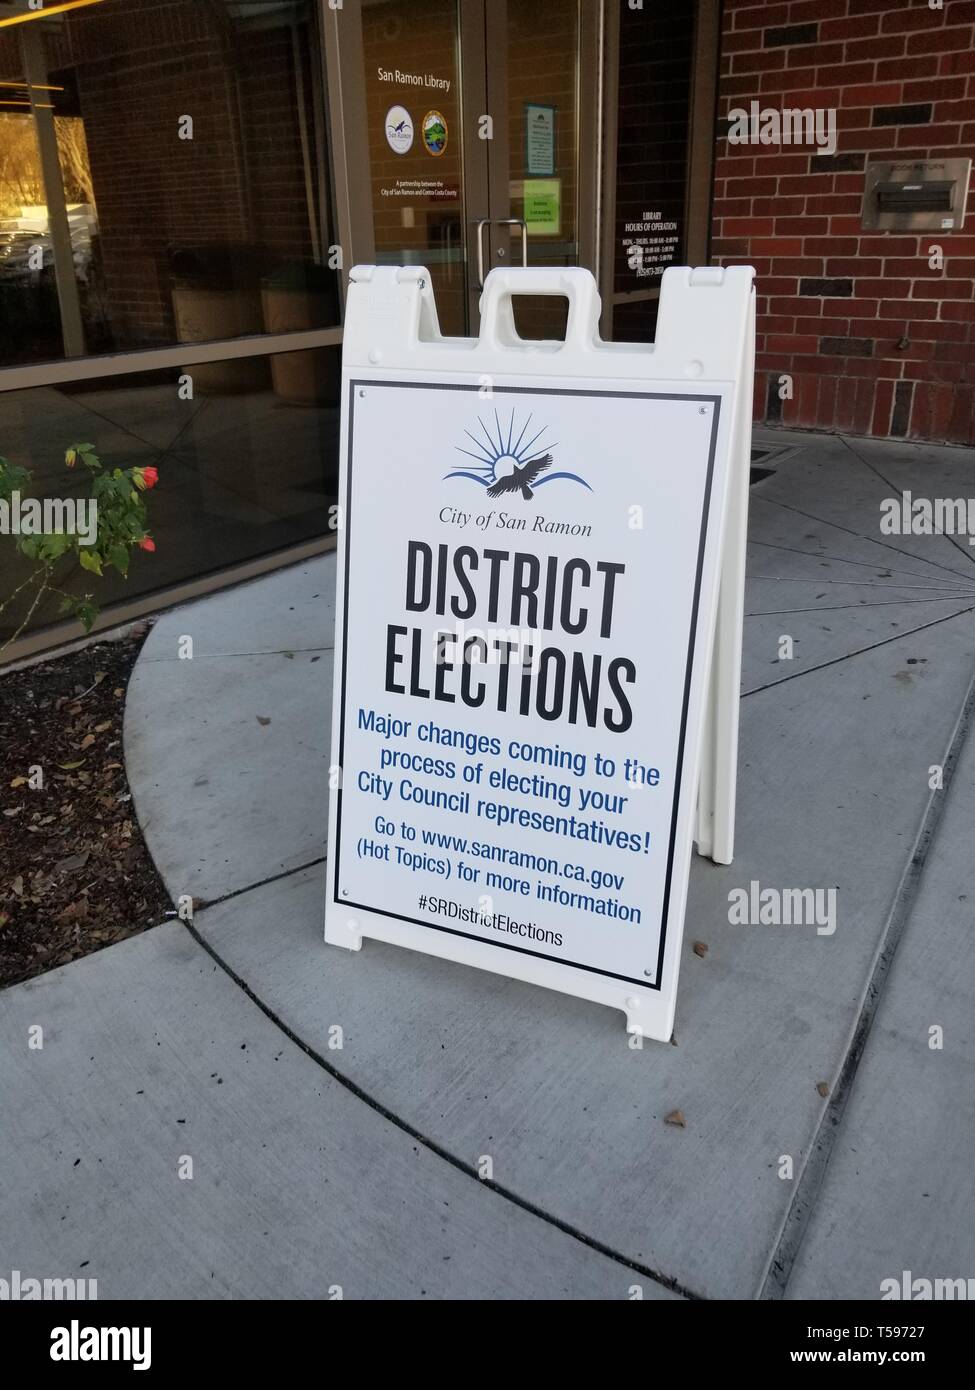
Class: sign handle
478,266,602,352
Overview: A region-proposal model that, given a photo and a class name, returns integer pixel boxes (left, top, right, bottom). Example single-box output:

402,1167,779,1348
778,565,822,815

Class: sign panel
326,264,755,1040
524,178,561,236
525,103,556,176
620,208,681,282
333,379,720,992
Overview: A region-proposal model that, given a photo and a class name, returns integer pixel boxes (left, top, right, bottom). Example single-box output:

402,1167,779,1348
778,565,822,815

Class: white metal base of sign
325,263,755,1041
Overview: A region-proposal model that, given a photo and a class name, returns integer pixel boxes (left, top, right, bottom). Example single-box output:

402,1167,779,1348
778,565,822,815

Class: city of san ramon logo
445,410,591,501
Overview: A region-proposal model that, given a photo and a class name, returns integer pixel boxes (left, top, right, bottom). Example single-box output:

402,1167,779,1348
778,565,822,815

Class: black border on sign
333,379,722,991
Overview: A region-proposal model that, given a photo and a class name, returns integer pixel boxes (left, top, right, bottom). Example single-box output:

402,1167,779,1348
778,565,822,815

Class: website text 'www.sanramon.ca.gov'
420,829,630,892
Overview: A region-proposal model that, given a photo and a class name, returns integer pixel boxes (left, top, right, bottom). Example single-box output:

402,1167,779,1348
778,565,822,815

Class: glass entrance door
336,0,599,338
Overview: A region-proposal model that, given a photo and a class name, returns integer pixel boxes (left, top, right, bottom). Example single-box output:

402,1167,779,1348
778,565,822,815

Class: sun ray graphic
443,408,590,495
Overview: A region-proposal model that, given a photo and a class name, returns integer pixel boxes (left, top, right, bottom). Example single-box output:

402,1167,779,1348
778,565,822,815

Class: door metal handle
475,218,491,290
494,218,529,270
444,217,455,284
474,217,529,289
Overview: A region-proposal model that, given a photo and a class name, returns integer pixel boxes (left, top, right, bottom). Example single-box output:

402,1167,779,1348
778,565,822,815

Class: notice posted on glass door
331,379,720,989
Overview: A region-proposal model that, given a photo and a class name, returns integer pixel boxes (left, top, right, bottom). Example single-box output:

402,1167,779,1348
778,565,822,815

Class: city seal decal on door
445,410,591,500
422,111,448,156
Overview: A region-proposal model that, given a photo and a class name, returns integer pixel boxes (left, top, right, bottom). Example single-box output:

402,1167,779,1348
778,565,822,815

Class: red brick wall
713,0,975,444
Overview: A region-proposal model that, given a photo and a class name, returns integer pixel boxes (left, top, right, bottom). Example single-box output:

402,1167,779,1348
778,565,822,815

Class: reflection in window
0,345,340,645
0,0,338,366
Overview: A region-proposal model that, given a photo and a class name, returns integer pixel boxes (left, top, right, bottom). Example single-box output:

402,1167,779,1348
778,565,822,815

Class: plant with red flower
0,444,160,650
133,466,159,491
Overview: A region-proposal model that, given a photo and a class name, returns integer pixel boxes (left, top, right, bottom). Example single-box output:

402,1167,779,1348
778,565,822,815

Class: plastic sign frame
325,264,755,1041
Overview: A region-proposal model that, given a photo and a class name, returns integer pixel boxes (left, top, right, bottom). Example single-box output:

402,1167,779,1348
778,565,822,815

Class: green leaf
78,549,103,576
39,533,74,561
75,600,98,632
0,461,30,502
107,543,130,576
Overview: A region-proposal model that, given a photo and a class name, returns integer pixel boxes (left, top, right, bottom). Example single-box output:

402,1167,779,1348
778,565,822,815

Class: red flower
132,465,159,492
139,537,156,552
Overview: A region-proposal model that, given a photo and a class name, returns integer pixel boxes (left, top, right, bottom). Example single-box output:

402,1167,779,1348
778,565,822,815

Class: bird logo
486,452,552,500
444,409,590,501
385,106,414,154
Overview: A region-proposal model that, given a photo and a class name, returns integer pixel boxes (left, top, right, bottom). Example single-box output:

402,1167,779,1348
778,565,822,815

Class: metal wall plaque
861,158,971,232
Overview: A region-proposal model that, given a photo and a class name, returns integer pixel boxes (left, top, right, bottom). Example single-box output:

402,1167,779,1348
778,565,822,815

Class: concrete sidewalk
3,426,974,1299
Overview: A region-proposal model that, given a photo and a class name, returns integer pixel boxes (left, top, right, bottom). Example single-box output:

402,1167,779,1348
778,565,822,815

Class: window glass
0,0,338,366
0,344,340,645
613,3,695,316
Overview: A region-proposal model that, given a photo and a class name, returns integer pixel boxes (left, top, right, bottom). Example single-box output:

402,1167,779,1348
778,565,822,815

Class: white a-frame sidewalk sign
325,263,755,1042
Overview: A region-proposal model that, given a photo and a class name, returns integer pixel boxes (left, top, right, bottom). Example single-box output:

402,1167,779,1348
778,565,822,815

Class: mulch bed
0,627,171,989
